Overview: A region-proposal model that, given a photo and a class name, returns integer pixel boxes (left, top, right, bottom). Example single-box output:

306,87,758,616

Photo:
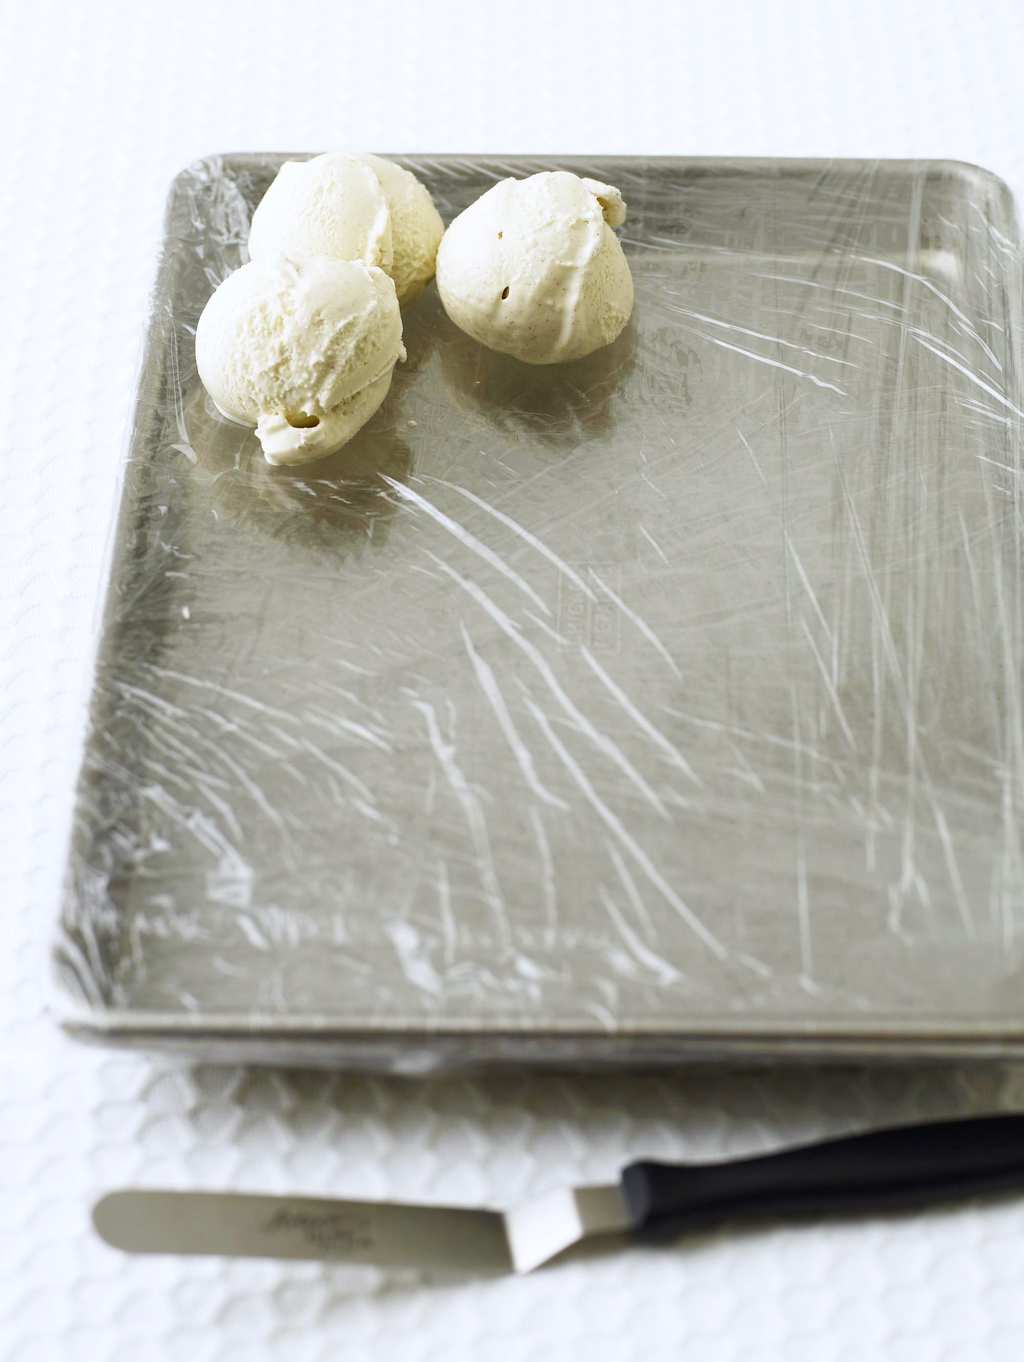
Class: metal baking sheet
56,154,1024,1067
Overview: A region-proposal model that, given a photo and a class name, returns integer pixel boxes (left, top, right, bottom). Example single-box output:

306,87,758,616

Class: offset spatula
94,1114,1024,1275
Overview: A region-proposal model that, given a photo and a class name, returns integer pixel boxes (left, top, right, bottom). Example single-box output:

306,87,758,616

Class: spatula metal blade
93,1190,514,1275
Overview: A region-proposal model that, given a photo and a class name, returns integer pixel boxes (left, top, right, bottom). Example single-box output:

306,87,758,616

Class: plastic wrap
56,154,1024,1066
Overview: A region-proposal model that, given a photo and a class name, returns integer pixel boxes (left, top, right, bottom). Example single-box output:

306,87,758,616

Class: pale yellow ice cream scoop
248,153,444,305
435,171,634,364
195,255,405,466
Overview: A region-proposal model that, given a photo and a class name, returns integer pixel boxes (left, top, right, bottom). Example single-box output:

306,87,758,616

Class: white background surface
4,1,1024,1357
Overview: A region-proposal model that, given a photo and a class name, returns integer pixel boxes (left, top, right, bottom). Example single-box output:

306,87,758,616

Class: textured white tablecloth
4,1,1024,1357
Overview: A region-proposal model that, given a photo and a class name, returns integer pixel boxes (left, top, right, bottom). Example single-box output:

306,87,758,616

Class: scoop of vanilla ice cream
435,171,634,365
195,255,405,466
248,153,444,305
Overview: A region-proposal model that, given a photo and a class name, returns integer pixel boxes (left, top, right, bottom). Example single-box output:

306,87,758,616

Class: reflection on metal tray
57,154,1024,1067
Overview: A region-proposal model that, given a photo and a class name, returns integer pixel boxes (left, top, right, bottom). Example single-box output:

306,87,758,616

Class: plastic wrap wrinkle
56,155,1024,1062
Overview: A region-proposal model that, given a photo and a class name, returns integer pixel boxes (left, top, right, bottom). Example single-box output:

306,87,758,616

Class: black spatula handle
621,1114,1024,1239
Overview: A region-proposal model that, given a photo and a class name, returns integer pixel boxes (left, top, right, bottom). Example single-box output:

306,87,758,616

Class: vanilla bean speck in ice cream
195,255,405,466
248,153,445,306
435,171,634,364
